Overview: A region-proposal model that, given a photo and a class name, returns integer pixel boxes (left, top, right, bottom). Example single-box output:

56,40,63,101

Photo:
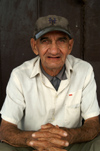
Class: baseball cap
33,15,72,40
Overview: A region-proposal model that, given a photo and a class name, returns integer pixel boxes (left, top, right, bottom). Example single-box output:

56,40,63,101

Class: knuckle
49,127,55,133
44,132,51,137
62,141,66,146
48,137,55,142
44,141,48,146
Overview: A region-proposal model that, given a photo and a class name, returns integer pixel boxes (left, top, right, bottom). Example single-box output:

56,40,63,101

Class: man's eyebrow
58,37,68,40
40,37,48,41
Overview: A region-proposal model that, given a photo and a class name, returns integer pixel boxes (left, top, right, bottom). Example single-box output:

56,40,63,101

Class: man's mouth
48,56,60,58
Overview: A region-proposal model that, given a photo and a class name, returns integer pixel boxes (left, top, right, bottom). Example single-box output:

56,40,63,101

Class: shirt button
56,95,58,98
52,116,55,120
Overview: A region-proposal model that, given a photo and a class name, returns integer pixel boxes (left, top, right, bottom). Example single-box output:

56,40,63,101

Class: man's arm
0,119,34,147
62,116,100,144
0,119,67,149
0,116,99,150
32,116,100,147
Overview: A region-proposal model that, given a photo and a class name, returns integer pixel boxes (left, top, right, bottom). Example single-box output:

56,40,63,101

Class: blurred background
0,0,100,119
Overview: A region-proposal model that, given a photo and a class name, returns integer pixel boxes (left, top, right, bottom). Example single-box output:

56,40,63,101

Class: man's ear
30,38,39,55
68,39,74,54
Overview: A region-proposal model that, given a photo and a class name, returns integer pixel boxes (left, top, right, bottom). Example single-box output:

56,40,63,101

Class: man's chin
46,64,63,70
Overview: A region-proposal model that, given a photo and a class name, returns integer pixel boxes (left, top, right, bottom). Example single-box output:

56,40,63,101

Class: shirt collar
30,56,41,78
41,63,67,81
65,56,73,79
30,55,73,79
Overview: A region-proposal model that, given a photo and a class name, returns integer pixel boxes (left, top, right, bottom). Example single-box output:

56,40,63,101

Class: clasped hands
27,123,69,151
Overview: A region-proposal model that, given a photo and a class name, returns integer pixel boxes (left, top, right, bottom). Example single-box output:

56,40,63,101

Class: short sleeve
81,65,100,120
0,70,26,125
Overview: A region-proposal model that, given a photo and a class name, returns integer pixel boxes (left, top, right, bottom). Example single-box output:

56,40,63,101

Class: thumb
41,123,54,129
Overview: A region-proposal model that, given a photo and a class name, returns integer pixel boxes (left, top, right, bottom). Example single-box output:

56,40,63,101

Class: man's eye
42,40,48,43
59,39,67,43
41,39,49,44
59,39,65,42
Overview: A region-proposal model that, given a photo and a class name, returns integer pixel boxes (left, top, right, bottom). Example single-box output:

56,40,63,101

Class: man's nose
48,42,59,54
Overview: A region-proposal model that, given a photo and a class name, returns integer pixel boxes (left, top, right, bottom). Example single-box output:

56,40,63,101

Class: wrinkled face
31,31,74,75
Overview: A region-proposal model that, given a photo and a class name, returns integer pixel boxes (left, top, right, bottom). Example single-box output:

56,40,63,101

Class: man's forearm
1,117,99,149
30,117,100,149
0,120,66,149
0,120,34,147
62,116,100,145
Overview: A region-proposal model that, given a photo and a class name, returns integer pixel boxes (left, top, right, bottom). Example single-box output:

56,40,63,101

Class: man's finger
32,131,61,138
47,147,67,151
28,140,53,148
41,123,54,129
49,127,68,137
40,125,67,137
48,137,69,147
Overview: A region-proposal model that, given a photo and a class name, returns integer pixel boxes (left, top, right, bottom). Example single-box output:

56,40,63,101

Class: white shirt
0,55,99,131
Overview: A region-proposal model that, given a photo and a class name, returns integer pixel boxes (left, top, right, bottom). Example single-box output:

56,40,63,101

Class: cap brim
34,27,72,40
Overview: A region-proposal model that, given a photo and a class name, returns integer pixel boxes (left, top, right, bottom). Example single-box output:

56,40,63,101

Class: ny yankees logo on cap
48,17,56,25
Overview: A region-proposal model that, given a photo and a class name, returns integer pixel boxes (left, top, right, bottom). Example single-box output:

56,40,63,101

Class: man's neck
40,62,67,81
42,67,63,77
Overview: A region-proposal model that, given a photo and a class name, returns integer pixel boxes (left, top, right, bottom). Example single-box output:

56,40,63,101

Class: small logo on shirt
69,94,72,96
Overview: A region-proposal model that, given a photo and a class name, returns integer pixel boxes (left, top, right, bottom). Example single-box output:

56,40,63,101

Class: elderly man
0,15,100,151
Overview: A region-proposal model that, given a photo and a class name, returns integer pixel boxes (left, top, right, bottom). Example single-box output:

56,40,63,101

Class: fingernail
64,132,67,136
65,142,69,146
41,125,45,129
29,141,34,145
32,133,36,137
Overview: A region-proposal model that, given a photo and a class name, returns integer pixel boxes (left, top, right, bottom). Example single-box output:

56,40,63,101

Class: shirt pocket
64,90,82,128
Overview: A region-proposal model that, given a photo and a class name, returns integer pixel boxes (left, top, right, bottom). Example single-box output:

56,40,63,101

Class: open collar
30,56,41,78
30,55,73,79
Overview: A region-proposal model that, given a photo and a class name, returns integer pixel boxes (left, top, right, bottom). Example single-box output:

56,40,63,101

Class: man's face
31,31,74,75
